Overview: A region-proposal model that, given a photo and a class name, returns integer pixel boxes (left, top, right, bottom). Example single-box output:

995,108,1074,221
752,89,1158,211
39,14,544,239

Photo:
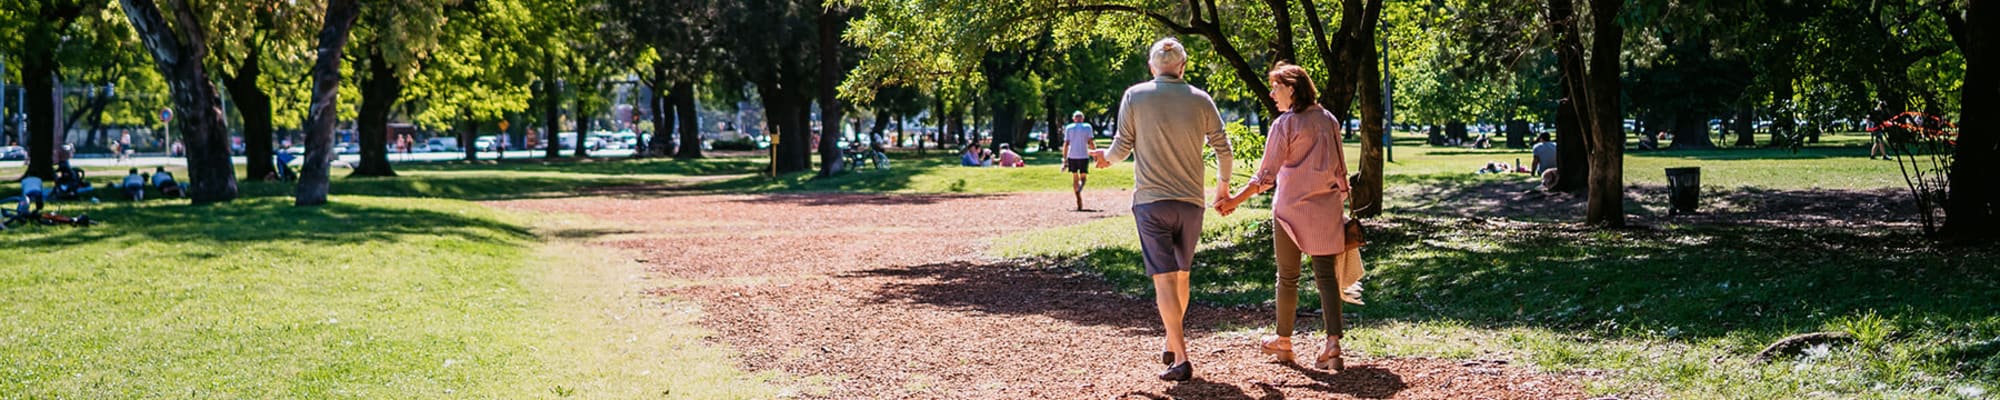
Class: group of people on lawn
14,165,183,209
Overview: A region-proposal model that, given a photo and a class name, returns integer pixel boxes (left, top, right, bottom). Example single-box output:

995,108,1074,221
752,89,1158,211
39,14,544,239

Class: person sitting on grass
960,143,984,167
274,143,298,182
153,167,183,198
122,168,146,201
17,176,45,213
53,166,94,200
995,143,1025,167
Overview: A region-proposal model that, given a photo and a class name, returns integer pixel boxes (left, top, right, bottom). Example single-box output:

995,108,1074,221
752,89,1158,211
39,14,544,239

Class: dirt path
491,192,1584,399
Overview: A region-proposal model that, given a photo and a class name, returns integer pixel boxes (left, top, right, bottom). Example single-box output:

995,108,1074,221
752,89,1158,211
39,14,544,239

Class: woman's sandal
1259,335,1296,363
1315,337,1345,371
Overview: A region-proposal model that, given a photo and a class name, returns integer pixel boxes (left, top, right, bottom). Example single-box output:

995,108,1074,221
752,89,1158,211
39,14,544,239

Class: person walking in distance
1090,37,1234,382
1062,111,1097,211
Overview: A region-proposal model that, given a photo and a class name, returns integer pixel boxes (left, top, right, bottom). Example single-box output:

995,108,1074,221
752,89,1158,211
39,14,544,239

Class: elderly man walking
1091,37,1234,382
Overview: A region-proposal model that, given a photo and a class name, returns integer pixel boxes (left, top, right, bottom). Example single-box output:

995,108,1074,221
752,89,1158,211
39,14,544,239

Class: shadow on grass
1384,174,1918,228
234,175,653,202
723,192,998,207
1412,142,1876,161
14,197,531,248
393,155,767,176
847,261,1266,336
693,151,1077,194
1048,215,1999,355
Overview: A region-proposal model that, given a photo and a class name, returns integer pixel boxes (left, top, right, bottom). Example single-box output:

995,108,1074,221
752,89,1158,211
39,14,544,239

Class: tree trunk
352,49,399,177
461,110,477,161
1733,105,1756,147
543,53,561,159
294,0,358,206
816,4,845,177
1446,122,1468,143
763,83,809,173
223,45,276,181
1582,0,1626,227
1043,95,1061,151
1263,0,1298,65
988,97,1020,152
1554,82,1589,194
1668,111,1714,149
1350,0,1386,218
650,63,675,156
16,2,91,180
1354,23,1386,218
21,49,60,180
1506,119,1530,148
672,81,702,159
950,107,966,147
573,86,590,159
1944,0,1999,240
120,0,238,203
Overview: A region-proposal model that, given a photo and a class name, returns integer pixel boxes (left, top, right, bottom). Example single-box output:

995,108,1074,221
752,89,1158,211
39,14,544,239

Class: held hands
1090,149,1111,169
1213,187,1240,217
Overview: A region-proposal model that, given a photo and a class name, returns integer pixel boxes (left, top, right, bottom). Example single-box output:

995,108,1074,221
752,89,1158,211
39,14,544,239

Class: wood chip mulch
490,191,1586,399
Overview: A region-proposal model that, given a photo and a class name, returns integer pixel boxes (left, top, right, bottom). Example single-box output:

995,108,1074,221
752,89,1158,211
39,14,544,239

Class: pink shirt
1249,105,1351,256
997,150,1024,167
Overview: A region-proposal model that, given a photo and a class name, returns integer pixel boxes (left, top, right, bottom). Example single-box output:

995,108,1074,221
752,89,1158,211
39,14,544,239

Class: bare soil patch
491,191,1585,399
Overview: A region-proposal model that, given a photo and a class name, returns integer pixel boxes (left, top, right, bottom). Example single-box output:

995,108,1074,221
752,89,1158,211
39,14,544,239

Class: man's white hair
1149,37,1187,75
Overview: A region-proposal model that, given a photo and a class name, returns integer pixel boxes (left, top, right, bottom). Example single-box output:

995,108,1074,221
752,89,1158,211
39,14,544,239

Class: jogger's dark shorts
1133,200,1203,275
1063,158,1091,174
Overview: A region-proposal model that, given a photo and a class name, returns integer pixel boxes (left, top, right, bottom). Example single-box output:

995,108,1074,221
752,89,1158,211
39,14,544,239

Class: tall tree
118,0,239,203
1946,0,1996,240
3,0,96,180
295,0,362,206
816,1,847,176
1550,0,1626,226
213,1,317,182
348,0,454,177
408,0,533,162
606,0,723,159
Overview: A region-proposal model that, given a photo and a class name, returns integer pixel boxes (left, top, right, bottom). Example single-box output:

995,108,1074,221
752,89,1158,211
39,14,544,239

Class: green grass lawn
0,132,1970,398
990,197,1999,399
0,188,774,398
685,132,1906,195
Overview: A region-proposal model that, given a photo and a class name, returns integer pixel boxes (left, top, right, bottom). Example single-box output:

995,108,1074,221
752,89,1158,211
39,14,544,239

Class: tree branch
1050,5,1197,34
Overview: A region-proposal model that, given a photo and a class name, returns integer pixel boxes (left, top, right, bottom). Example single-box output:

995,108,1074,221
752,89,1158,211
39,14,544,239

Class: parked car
0,145,25,161
588,131,623,150
426,138,458,153
612,131,639,149
474,135,497,151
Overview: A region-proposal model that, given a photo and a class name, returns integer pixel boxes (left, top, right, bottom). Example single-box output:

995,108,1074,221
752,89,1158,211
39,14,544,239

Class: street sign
498,120,509,132
159,108,173,123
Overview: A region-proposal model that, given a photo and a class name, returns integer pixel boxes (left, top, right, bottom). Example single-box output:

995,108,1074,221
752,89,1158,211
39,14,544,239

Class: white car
426,138,459,153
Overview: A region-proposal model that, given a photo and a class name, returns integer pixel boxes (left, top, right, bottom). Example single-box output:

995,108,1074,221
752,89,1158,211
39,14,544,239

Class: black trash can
1665,167,1701,215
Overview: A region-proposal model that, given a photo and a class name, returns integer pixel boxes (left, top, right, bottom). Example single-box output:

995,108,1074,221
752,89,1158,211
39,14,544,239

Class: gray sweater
1106,75,1233,207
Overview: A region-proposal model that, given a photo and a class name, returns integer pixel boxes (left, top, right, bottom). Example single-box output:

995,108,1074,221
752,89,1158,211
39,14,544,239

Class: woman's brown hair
1267,62,1318,113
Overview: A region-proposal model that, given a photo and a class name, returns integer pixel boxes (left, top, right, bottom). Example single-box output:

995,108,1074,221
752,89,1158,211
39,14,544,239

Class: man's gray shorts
1133,200,1203,276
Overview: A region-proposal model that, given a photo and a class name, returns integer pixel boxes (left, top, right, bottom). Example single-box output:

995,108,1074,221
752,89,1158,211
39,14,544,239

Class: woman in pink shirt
1216,62,1352,370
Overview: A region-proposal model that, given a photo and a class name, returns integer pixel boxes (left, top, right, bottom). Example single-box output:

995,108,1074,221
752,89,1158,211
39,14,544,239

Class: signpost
160,108,173,156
